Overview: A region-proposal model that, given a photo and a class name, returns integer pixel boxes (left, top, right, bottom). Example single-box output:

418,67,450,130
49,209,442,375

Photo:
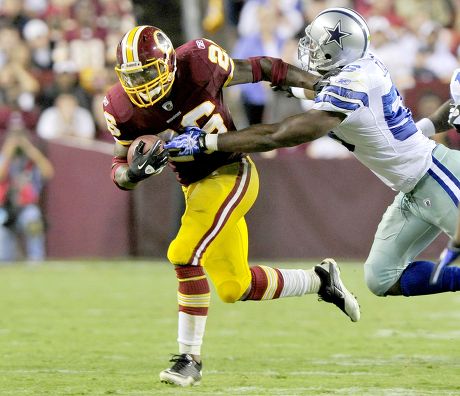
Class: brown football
127,135,164,166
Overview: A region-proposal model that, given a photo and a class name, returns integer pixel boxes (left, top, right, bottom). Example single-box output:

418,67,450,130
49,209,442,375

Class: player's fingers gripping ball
127,135,168,182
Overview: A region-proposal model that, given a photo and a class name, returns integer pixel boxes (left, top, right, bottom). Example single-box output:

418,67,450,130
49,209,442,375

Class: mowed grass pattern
1,260,459,396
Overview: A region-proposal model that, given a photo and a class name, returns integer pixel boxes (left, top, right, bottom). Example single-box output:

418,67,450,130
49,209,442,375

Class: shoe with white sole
314,258,360,322
159,354,202,386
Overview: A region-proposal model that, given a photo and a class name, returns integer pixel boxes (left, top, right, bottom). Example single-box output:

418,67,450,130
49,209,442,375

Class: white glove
449,104,460,131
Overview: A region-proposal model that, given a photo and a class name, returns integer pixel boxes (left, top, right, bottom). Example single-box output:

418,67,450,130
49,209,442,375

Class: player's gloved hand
127,140,168,182
448,103,460,132
164,126,209,156
430,239,460,284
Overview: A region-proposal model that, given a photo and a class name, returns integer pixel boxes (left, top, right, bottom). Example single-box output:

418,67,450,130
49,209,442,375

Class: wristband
270,58,289,86
248,56,289,85
249,57,263,83
416,117,435,137
204,134,218,151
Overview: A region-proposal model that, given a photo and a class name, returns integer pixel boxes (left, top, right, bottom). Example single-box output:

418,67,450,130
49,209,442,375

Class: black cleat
315,258,360,322
159,354,202,386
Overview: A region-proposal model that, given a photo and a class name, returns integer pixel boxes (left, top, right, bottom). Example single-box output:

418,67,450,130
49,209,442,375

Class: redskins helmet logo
154,31,173,56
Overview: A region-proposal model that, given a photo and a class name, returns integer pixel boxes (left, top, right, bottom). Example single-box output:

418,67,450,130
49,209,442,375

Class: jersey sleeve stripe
315,93,361,111
320,84,369,106
223,57,235,87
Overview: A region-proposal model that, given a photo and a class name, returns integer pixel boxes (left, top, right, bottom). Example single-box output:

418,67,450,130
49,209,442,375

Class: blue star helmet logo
324,20,351,49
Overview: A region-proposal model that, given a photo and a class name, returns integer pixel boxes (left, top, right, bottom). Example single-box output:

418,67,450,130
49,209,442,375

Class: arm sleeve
313,79,369,116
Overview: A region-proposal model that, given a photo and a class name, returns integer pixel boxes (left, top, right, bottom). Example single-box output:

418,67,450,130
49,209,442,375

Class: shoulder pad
104,83,134,124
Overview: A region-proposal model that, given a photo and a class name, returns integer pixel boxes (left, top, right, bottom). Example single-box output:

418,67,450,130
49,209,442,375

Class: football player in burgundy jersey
103,25,360,387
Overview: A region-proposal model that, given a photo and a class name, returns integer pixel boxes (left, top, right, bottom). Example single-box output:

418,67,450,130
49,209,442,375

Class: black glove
448,103,460,132
127,140,168,183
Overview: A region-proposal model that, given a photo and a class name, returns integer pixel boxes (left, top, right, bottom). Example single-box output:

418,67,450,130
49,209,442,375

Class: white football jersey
313,52,436,193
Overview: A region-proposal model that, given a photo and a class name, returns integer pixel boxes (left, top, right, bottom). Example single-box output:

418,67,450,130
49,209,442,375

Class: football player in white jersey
165,7,460,299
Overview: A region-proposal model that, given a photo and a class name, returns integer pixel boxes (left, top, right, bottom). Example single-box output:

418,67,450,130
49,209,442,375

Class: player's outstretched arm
213,109,344,153
165,110,344,155
230,58,318,94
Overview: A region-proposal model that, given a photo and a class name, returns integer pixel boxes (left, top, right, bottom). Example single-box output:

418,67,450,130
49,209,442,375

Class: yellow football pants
167,157,259,302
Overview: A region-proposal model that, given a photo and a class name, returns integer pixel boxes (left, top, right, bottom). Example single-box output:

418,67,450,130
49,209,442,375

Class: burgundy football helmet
115,26,177,107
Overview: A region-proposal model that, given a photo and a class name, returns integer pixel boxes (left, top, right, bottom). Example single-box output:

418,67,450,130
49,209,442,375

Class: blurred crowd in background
0,0,460,144
1,0,460,261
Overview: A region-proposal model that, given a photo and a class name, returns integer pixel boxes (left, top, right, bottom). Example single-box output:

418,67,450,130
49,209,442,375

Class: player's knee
216,280,243,303
364,264,387,297
167,241,189,265
365,276,385,296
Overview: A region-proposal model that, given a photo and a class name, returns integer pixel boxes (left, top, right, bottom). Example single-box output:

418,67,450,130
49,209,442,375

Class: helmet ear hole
325,53,332,59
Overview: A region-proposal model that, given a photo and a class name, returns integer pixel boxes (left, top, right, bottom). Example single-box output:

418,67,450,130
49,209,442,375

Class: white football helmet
298,8,370,75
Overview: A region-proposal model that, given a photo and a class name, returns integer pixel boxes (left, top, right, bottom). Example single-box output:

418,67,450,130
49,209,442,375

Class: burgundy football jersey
103,38,243,185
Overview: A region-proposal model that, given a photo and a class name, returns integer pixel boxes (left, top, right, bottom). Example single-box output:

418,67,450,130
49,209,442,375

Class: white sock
177,311,207,356
278,268,321,297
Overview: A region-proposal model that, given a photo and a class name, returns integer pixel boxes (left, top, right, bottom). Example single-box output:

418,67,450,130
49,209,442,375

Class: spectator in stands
0,29,40,106
414,21,459,83
38,60,91,110
0,112,54,262
367,16,416,91
202,0,225,34
22,18,53,71
36,92,95,140
238,0,303,40
303,0,353,24
354,0,405,26
232,3,286,125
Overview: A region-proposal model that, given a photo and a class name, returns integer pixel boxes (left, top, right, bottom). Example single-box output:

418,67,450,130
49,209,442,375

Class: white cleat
314,258,360,322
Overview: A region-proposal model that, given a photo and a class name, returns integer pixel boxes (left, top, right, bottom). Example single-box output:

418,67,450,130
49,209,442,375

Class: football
127,135,164,165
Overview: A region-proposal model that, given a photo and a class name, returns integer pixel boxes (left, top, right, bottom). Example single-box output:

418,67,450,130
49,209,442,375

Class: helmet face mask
115,26,176,108
298,8,370,75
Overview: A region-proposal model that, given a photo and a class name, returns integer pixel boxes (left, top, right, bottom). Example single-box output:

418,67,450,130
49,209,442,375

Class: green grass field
1,260,460,396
